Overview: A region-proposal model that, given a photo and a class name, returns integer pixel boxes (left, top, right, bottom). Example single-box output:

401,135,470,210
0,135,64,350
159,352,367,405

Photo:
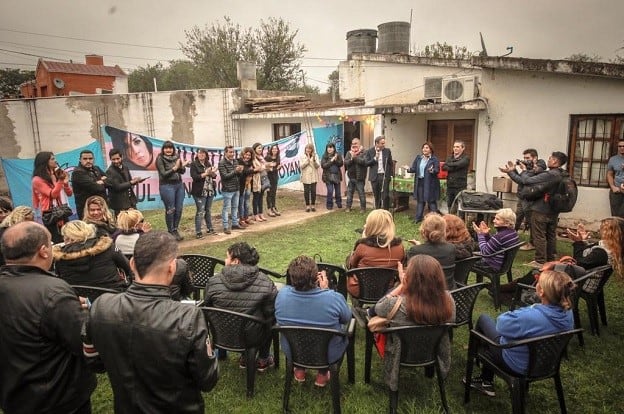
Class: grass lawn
88,192,624,413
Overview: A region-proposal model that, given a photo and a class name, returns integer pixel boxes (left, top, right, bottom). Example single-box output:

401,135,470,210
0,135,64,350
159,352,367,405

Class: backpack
549,172,578,213
459,191,503,210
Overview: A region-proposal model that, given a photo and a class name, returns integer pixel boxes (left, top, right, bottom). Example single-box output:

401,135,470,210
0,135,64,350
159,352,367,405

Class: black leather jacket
0,265,96,414
87,283,218,413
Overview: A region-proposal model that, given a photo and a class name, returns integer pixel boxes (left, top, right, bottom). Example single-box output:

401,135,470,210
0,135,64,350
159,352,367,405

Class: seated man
472,208,520,271
275,255,352,387
204,242,278,371
84,231,218,413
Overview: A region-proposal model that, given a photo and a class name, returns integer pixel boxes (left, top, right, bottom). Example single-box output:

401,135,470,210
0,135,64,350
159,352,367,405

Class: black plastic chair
71,285,120,302
201,307,277,398
258,266,285,279
454,255,481,286
464,328,582,414
346,267,398,383
472,241,525,309
450,282,487,340
441,264,456,290
274,324,353,414
381,324,453,414
577,265,613,336
179,254,225,300
317,263,347,299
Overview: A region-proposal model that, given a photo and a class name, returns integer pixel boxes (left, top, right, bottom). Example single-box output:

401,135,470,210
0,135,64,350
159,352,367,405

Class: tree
162,60,201,91
0,68,35,98
128,63,167,93
566,53,602,62
181,16,306,91
327,69,339,98
416,42,473,59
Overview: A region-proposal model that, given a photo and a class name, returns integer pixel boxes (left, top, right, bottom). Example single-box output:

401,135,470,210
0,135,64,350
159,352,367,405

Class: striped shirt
477,227,520,271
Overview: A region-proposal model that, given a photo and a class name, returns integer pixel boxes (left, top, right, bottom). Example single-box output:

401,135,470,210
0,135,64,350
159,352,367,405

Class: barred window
569,115,624,187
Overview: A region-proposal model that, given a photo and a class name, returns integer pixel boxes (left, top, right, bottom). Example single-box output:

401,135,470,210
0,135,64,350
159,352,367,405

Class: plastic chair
576,265,613,336
441,264,456,290
316,263,347,299
71,285,120,302
454,255,481,286
464,328,581,414
274,324,353,414
179,254,225,300
472,241,525,309
381,324,453,414
346,267,398,383
201,307,277,398
450,283,487,340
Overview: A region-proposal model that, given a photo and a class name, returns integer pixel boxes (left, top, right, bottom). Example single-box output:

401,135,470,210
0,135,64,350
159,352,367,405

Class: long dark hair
32,151,55,185
267,144,280,164
403,255,453,324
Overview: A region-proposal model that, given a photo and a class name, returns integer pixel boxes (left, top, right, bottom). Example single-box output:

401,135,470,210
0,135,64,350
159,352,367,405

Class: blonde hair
496,208,516,228
116,209,144,231
83,195,115,225
362,209,396,248
419,213,446,243
0,206,34,228
538,270,575,310
61,220,96,243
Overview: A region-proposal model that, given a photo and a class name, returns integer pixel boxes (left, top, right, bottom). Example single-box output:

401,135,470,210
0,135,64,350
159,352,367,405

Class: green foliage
0,68,35,97
417,42,473,60
327,69,339,97
566,53,603,62
128,62,165,93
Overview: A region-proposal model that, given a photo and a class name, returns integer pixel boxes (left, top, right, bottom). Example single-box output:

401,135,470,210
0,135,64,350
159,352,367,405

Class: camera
515,159,534,169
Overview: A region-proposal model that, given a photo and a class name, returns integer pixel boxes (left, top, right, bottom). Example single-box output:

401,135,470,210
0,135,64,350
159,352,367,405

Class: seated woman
83,195,117,237
567,217,624,275
347,209,405,298
407,213,456,289
467,270,575,397
113,209,151,257
204,242,278,371
53,220,132,290
275,255,351,387
472,208,520,271
443,214,478,260
0,206,35,266
374,255,455,394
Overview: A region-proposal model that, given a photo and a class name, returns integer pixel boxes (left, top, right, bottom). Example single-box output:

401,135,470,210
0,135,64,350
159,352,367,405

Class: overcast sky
1,0,623,89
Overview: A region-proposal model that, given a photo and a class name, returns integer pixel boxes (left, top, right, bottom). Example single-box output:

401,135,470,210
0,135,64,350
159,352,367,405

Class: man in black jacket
344,138,368,213
71,149,108,219
218,145,247,234
85,231,218,413
501,151,568,267
366,136,394,210
0,222,96,414
442,140,470,212
106,148,144,216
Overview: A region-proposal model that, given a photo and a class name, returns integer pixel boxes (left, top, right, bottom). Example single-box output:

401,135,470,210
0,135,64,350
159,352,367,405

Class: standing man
219,145,247,234
0,222,96,414
106,148,145,216
607,139,624,218
344,138,368,213
501,151,568,267
72,149,108,219
442,140,470,212
366,136,394,210
85,231,219,412
514,149,547,251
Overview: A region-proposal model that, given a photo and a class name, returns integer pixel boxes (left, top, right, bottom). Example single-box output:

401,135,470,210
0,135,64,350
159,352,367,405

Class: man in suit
366,136,393,210
106,148,145,216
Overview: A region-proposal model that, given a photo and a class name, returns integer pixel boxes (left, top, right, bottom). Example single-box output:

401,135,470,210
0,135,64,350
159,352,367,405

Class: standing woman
406,141,440,223
265,144,281,216
321,142,344,210
190,149,217,238
251,143,268,221
238,147,254,224
156,141,189,241
300,143,320,212
32,151,73,243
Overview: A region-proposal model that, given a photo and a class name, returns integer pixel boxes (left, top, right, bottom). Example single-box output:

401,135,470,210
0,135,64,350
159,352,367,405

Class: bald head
1,222,52,267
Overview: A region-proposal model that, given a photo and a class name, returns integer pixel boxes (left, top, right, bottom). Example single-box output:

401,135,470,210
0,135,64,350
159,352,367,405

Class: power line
0,47,69,61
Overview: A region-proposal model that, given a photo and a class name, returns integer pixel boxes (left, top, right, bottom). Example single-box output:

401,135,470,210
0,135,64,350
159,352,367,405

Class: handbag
42,203,73,226
260,174,270,192
368,296,403,358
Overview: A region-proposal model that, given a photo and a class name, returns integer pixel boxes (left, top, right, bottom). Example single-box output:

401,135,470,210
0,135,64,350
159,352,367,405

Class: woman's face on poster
126,133,151,167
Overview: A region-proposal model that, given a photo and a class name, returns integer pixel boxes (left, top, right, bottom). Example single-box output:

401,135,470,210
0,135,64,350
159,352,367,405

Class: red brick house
20,54,127,98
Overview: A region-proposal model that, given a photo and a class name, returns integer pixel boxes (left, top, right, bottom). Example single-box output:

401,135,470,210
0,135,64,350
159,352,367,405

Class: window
273,123,301,140
569,115,624,187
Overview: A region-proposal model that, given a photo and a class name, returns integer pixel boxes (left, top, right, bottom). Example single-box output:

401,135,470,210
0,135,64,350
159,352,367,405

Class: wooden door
427,119,475,170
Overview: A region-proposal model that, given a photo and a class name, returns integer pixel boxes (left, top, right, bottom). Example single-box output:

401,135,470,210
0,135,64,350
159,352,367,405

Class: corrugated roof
40,59,127,77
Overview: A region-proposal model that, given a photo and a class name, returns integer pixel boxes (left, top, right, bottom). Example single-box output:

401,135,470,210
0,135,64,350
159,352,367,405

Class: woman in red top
32,151,73,243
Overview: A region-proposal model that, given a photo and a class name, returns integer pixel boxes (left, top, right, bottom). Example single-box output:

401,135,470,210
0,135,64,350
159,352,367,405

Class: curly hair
443,214,471,243
287,255,319,292
600,217,624,277
403,255,454,324
0,206,34,228
227,242,260,266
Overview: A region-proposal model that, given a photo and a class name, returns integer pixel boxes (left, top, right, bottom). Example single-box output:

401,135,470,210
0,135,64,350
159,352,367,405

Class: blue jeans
346,179,366,209
160,182,185,233
239,188,251,219
325,182,342,208
193,194,214,233
475,314,515,381
221,191,240,228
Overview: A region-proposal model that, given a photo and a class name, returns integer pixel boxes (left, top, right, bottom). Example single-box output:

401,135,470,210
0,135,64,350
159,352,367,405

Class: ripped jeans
160,182,185,233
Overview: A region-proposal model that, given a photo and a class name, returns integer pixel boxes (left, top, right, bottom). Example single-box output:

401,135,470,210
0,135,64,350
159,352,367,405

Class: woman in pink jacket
32,151,73,243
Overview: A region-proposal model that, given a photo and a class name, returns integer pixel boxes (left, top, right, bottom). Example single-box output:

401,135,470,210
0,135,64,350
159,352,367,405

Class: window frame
273,123,301,140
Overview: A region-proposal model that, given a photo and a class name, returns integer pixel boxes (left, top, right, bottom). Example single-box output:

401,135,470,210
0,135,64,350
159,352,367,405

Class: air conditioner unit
423,76,442,101
441,76,478,103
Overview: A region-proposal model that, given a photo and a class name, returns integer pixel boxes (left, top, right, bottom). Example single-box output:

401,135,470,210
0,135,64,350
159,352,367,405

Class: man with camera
513,149,547,251
442,140,470,212
500,151,568,267
607,139,624,218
